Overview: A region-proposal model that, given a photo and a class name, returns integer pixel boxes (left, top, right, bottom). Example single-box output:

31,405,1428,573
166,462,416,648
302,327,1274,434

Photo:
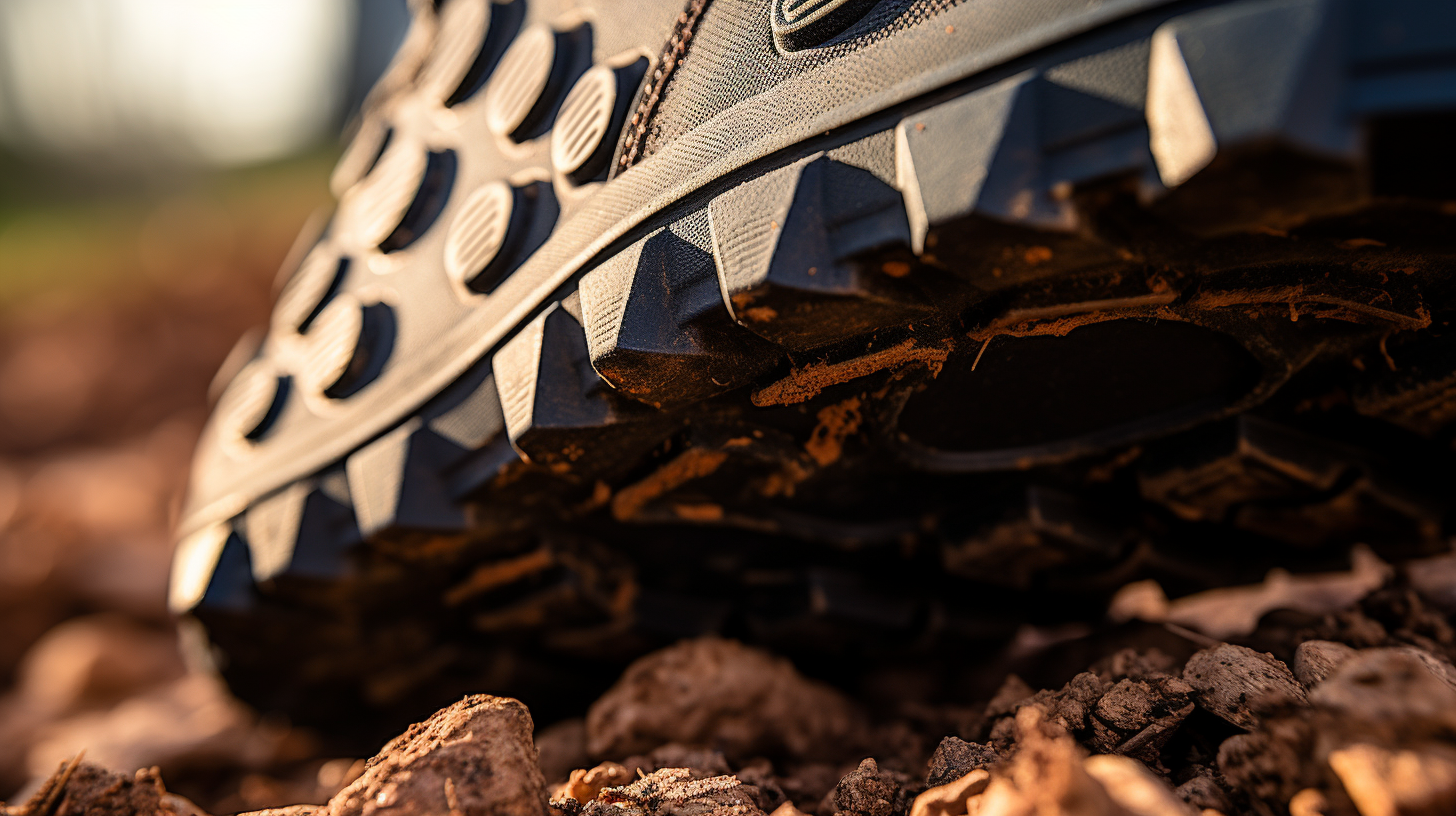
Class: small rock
1309,648,1456,737
964,708,1123,816
1362,586,1456,651
831,760,899,816
586,769,764,816
1047,673,1109,733
1292,641,1357,689
986,672,1110,752
1388,645,1456,693
1286,788,1331,816
586,638,864,761
324,695,548,816
1318,608,1391,649
1087,676,1194,763
15,759,172,816
924,738,998,787
733,759,788,813
1182,644,1307,729
1092,684,1152,732
1094,677,1193,733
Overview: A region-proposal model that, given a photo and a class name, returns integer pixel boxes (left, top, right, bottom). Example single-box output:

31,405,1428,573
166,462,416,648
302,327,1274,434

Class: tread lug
244,482,311,581
580,212,779,407
895,71,1142,288
709,155,924,350
1354,332,1456,436
897,73,1070,247
424,361,522,498
942,486,1133,589
493,299,664,470
169,523,234,613
340,344,508,536
426,361,509,451
347,420,472,536
1139,416,1442,550
182,524,257,614
245,471,361,581
1146,0,1357,233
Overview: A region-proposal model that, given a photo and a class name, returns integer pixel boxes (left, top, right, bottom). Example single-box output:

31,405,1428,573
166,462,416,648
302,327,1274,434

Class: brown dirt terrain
0,177,342,811
10,604,1456,816
2,168,1456,816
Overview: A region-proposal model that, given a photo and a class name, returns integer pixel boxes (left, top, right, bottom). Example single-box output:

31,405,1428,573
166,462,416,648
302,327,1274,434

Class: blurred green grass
0,148,338,311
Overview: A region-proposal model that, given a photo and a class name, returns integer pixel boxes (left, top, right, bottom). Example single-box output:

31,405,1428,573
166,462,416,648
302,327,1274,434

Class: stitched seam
615,0,712,175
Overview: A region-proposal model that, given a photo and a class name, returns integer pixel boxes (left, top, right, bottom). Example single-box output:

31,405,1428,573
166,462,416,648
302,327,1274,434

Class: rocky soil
0,180,334,810
4,173,1456,816
8,601,1456,816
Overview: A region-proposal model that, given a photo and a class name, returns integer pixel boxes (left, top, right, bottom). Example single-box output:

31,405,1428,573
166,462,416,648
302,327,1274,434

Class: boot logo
771,0,878,50
778,0,835,23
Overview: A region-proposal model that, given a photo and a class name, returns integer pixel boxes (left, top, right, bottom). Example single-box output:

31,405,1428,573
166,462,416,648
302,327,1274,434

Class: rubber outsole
178,0,1456,743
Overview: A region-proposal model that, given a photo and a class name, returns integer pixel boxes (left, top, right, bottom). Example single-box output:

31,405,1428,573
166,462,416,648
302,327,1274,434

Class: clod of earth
828,759,903,816
6,758,191,816
1292,640,1359,688
1181,643,1308,730
578,768,767,816
10,560,1456,816
927,707,1195,816
585,637,866,761
325,695,547,816
924,739,997,788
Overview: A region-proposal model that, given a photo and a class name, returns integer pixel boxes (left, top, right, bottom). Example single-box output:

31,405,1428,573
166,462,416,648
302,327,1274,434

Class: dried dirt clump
586,637,865,761
826,759,907,816
924,707,1193,816
4,759,182,816
1181,643,1308,729
12,558,1456,816
323,695,548,816
923,739,997,788
1218,646,1456,814
563,768,768,816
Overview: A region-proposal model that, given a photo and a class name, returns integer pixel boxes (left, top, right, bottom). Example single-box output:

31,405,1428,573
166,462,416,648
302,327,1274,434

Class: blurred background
0,0,413,808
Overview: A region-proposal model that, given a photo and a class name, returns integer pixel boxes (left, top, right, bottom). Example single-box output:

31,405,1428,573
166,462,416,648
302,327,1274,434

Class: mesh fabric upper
639,0,964,162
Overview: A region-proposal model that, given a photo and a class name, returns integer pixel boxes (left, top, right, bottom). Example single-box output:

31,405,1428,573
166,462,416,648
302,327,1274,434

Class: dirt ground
0,173,340,810
2,170,1456,816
